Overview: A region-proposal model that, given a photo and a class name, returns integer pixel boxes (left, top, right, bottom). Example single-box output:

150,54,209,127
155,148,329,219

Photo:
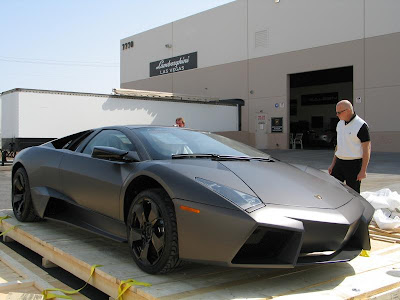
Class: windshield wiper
245,156,274,162
171,154,273,162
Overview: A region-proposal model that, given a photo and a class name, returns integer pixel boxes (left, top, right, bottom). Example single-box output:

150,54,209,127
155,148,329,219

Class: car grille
232,219,361,266
232,226,302,265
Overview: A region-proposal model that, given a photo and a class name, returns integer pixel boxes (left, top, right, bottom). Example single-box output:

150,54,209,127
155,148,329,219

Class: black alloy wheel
127,189,180,274
12,168,40,222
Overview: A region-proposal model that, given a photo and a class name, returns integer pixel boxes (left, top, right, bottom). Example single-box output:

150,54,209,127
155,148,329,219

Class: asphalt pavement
0,167,11,210
265,149,400,193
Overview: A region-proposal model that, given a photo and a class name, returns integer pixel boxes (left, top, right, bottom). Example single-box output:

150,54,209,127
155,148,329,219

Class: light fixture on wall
275,0,280,3
165,44,173,48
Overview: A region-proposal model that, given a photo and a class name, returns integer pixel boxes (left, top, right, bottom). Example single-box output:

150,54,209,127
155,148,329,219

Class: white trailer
0,88,243,150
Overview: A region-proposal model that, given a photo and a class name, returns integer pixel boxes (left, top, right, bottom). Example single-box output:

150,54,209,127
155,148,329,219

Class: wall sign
271,117,283,133
150,52,197,77
256,114,266,130
301,92,338,106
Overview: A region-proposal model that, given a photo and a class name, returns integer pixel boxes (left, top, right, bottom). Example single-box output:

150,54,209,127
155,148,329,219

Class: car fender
119,160,247,219
13,146,67,216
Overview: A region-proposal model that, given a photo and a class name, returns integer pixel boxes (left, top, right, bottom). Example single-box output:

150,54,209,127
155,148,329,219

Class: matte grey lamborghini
12,126,374,274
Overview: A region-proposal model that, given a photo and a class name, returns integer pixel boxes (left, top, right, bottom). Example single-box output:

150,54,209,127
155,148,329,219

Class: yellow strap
117,279,152,300
360,249,370,257
0,215,11,223
42,292,71,299
0,225,19,237
42,264,103,299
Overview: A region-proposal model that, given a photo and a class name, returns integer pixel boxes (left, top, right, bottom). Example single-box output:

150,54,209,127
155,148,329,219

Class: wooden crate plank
155,259,400,299
41,258,58,269
0,262,25,283
0,281,34,292
0,242,88,299
4,293,43,300
0,211,148,300
0,290,43,300
3,209,400,300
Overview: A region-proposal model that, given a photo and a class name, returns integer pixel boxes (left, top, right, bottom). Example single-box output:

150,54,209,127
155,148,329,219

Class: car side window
82,130,136,155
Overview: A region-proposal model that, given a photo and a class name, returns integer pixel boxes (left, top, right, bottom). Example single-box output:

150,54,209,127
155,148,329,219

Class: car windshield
133,127,271,160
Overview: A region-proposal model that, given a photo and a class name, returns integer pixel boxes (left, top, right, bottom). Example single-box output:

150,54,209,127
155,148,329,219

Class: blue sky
0,0,234,94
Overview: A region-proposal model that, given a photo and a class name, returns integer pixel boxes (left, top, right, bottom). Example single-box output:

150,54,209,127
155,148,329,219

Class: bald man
328,100,371,193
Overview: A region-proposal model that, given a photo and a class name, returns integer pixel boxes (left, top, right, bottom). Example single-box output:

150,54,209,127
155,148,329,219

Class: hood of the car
148,159,259,200
218,160,353,209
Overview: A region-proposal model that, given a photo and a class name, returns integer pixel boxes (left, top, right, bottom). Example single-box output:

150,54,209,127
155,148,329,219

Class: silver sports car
12,126,374,274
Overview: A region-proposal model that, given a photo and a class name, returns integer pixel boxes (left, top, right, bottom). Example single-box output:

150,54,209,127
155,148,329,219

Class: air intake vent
255,30,269,48
232,226,301,265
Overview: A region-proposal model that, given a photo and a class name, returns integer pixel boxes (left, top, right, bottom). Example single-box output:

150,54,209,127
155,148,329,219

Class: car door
58,129,138,219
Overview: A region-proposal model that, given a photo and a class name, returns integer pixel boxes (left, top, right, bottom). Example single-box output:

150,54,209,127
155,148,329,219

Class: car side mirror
92,146,140,162
124,150,141,162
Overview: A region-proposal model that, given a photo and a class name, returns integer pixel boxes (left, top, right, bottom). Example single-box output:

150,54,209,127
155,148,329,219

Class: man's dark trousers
331,158,362,193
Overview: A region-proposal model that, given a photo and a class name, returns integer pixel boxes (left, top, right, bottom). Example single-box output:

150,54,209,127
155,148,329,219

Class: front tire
126,189,180,274
12,168,41,222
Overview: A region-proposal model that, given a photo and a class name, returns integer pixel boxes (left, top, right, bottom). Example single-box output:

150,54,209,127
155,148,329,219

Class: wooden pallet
0,241,89,300
2,209,400,300
369,222,400,244
0,245,45,299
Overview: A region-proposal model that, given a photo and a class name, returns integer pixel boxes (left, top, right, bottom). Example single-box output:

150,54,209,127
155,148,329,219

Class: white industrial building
0,88,241,150
120,0,400,152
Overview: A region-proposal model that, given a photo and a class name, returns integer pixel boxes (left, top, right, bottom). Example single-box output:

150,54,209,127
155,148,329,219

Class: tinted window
82,130,135,155
51,130,93,151
133,127,270,160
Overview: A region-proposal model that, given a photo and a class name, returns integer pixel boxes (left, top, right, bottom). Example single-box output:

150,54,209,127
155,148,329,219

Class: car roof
95,125,202,132
126,125,175,129
94,125,170,130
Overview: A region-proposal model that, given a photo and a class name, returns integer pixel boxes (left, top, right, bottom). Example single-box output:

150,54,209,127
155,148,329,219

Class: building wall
247,0,364,59
364,0,400,151
121,24,173,84
365,0,400,38
120,0,248,84
172,0,248,69
121,0,400,152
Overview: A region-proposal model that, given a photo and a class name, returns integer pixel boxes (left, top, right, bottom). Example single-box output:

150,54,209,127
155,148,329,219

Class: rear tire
126,189,180,274
12,168,41,222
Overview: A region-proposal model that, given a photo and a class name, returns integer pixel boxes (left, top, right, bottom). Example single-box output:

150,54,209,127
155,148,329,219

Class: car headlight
195,177,263,210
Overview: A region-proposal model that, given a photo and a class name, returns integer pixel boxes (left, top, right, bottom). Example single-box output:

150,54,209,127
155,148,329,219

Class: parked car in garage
309,129,337,147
